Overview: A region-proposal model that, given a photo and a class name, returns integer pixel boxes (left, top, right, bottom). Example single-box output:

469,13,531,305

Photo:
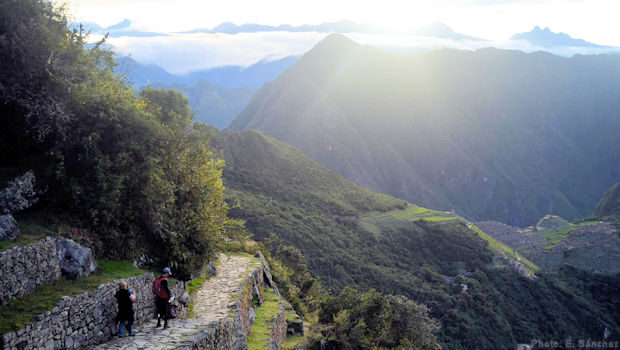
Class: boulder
0,214,19,240
0,170,45,215
54,237,97,279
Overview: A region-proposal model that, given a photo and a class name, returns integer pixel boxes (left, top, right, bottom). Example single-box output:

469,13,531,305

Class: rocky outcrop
0,236,98,305
53,237,97,279
0,237,61,305
0,214,19,241
0,273,188,350
0,170,44,215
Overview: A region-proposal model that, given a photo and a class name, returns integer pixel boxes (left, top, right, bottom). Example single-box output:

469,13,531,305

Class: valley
230,34,620,226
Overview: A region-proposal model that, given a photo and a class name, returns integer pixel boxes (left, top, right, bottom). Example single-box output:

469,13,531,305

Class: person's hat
163,267,171,275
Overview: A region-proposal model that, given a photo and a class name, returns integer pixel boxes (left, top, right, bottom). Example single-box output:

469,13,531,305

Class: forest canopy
0,0,242,278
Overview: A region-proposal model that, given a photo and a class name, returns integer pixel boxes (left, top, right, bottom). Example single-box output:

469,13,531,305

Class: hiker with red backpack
153,267,172,329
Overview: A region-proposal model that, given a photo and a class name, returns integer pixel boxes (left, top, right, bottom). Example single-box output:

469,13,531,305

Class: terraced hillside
478,217,620,274
213,130,620,349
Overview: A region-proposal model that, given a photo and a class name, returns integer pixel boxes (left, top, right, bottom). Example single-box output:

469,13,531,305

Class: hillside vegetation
595,182,620,218
230,34,620,226
0,0,243,279
213,130,620,349
150,81,257,129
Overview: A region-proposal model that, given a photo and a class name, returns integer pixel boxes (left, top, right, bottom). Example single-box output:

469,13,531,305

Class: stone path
93,254,255,350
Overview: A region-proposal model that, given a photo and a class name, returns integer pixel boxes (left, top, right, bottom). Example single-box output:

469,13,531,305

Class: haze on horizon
70,0,620,46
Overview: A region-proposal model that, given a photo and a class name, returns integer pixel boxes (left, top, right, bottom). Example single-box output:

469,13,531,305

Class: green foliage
149,81,257,129
216,129,619,348
0,222,50,252
0,261,143,334
0,0,243,278
594,183,620,217
362,205,456,223
247,288,281,350
230,34,620,228
319,288,440,350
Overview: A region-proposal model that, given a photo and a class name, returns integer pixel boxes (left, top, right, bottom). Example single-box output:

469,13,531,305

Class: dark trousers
156,298,169,324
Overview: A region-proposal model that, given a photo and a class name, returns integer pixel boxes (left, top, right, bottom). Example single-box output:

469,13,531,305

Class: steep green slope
213,130,620,348
595,182,620,217
150,81,257,129
230,34,620,226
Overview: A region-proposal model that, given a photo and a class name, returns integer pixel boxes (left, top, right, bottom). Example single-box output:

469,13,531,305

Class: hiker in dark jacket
153,267,172,329
114,281,135,337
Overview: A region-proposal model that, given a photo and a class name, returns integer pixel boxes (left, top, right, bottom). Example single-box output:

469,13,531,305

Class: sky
66,0,620,75
69,0,620,45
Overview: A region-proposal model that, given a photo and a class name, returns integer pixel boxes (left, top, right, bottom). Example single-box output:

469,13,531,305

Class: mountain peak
511,26,606,48
309,33,360,54
414,21,483,41
106,19,132,31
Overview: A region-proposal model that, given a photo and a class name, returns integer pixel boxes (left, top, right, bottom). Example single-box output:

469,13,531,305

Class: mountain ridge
230,34,620,226
511,26,610,48
212,129,620,349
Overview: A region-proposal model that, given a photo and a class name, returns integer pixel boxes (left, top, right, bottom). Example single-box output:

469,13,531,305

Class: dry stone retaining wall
0,237,61,305
186,252,288,350
267,304,287,350
1,273,188,350
188,254,267,349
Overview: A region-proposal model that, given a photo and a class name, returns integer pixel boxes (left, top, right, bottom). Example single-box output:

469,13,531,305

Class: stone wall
0,237,61,305
187,252,281,350
1,273,188,350
0,236,97,306
268,304,287,350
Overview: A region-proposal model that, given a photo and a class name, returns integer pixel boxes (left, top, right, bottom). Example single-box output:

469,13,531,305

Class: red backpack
152,277,169,299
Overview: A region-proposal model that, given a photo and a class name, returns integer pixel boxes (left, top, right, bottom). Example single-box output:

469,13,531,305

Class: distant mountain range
72,19,166,37
230,34,620,226
115,56,298,89
113,56,297,128
413,21,483,41
76,18,483,42
511,26,610,48
149,81,257,129
187,19,483,41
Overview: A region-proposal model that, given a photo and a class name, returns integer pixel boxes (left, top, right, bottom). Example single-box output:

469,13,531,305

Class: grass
540,226,573,249
187,274,210,318
0,222,51,252
362,204,457,223
363,204,540,274
281,335,304,350
247,288,281,350
468,224,540,273
0,260,144,334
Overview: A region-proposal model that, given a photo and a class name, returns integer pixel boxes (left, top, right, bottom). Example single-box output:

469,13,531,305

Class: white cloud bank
102,31,619,75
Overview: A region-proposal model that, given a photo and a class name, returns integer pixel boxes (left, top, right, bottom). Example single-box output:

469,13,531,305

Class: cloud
107,32,325,75
102,31,619,76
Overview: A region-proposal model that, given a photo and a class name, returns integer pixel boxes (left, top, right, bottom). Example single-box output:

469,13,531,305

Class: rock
287,319,304,335
54,237,97,279
252,285,262,305
0,170,45,215
177,292,191,307
249,307,256,324
132,254,153,269
255,251,275,287
206,261,217,276
0,214,19,240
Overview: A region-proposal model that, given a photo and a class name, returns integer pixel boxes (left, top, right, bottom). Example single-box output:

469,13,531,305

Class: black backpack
168,304,177,319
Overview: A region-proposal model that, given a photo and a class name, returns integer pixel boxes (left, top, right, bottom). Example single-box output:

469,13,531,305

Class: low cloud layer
103,31,619,75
